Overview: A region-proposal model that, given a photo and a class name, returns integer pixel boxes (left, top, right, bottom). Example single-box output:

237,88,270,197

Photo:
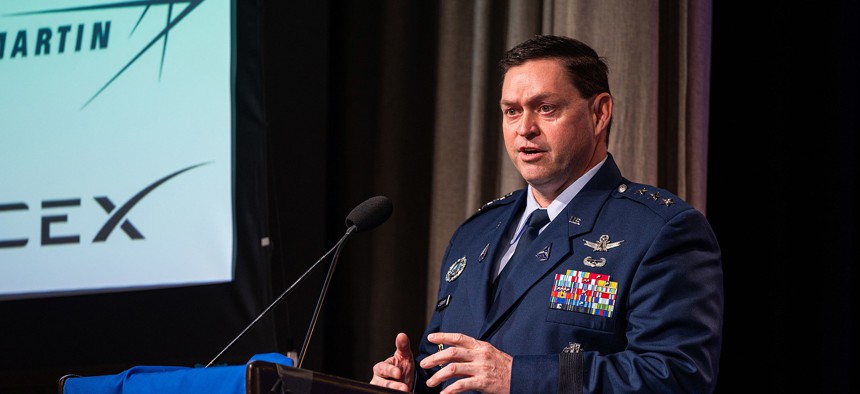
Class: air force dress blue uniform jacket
415,155,723,393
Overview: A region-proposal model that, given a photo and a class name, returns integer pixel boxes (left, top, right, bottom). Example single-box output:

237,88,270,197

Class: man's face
500,58,607,198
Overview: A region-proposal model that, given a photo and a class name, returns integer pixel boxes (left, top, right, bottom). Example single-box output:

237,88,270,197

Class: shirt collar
514,156,607,240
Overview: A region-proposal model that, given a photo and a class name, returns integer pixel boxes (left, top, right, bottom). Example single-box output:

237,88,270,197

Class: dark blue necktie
490,209,550,304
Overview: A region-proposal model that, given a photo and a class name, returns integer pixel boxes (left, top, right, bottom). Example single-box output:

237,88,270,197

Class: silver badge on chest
446,256,467,282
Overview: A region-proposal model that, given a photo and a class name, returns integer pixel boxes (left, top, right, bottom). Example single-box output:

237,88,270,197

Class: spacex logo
0,162,210,248
0,0,206,108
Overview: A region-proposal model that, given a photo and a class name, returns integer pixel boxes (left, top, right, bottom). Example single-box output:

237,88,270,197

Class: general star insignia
583,235,624,252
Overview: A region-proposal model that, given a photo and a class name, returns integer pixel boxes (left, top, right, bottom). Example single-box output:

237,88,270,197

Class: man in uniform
370,35,723,394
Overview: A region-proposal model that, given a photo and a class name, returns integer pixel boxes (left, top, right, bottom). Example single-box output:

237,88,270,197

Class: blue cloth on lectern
62,353,294,394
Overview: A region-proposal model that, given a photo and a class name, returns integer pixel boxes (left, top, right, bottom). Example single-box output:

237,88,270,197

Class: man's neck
528,155,608,209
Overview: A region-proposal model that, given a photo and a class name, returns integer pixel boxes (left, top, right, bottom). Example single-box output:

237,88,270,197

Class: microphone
204,196,393,368
346,195,394,233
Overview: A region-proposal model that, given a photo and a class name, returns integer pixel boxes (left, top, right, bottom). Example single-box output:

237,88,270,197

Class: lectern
59,353,402,394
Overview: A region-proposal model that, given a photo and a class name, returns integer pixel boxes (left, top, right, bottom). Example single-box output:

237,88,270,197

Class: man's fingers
371,361,414,392
424,362,477,389
420,333,485,369
427,332,478,348
386,381,411,392
383,380,411,392
369,334,416,393
394,332,413,358
369,375,410,392
372,359,398,379
420,343,462,369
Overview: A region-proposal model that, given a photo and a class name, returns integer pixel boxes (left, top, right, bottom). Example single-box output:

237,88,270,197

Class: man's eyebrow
500,92,557,107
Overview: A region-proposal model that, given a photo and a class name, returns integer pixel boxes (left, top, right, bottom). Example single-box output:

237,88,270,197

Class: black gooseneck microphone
204,195,393,368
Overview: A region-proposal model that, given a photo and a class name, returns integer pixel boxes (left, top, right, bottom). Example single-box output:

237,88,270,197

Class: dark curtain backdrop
264,1,854,393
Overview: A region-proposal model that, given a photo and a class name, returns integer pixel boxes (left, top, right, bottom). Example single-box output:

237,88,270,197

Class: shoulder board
459,190,520,224
612,182,692,219
477,190,519,213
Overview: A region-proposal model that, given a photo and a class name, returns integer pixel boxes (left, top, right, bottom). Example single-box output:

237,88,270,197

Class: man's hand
370,332,415,392
419,332,512,394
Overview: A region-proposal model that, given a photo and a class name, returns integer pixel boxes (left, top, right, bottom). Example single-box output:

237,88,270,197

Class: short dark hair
500,35,612,139
500,35,610,98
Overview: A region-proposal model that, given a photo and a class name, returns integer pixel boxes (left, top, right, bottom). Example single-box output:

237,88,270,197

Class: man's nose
517,113,539,137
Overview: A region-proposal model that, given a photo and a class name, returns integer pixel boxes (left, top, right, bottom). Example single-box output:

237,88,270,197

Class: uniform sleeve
511,208,724,393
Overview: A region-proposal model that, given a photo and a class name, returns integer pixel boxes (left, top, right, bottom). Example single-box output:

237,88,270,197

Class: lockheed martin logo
0,162,211,248
1,0,206,108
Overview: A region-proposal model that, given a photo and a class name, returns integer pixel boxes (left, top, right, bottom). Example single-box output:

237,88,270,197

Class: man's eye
539,105,554,113
504,108,520,116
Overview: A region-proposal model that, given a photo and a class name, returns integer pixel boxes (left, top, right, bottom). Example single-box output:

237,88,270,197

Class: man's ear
591,92,613,135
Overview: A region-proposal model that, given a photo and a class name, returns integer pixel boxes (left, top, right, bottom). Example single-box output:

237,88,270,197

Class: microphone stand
298,225,355,367
204,227,355,368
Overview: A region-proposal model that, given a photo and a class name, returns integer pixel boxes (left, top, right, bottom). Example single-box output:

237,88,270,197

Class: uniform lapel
456,196,524,330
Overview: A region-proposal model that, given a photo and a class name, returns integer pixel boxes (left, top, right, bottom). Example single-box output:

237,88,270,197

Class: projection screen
0,0,236,300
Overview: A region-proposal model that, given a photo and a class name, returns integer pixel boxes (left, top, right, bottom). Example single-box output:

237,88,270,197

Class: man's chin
521,174,552,188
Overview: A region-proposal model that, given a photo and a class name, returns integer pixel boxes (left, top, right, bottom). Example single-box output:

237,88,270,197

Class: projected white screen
0,0,235,299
